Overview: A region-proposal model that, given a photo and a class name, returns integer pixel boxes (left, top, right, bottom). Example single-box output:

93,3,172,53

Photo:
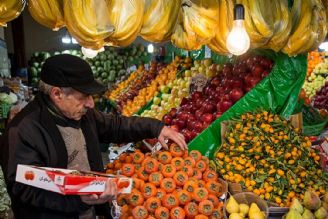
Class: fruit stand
1,0,328,219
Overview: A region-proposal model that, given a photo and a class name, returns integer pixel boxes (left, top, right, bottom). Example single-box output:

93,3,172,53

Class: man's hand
80,179,117,205
158,126,187,150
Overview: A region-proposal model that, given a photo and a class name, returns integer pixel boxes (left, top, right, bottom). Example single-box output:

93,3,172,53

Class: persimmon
183,150,189,158
156,188,167,199
133,177,143,189
147,216,156,219
155,206,170,219
183,180,198,194
205,180,223,196
121,204,130,215
117,194,129,206
158,163,164,171
162,194,179,209
125,154,133,163
192,169,203,180
141,183,157,199
133,151,145,164
161,164,176,178
160,178,176,193
144,158,159,173
195,160,207,172
181,165,193,177
149,172,164,186
177,190,191,205
170,206,186,219
145,197,161,213
135,163,142,171
119,153,127,162
171,157,184,170
184,202,199,218
121,163,135,177
106,162,114,169
210,207,223,219
158,151,172,164
173,171,188,186
195,214,209,219
202,170,218,182
137,167,150,181
207,194,220,208
170,143,184,157
132,206,148,219
184,157,196,167
201,156,210,165
128,189,144,207
189,150,202,162
193,188,209,202
114,162,122,170
199,200,214,216
198,180,206,188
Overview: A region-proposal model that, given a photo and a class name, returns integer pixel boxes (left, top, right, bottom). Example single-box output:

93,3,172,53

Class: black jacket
0,94,164,219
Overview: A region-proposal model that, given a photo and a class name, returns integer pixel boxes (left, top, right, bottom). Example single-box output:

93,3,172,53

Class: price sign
189,74,208,93
129,65,137,72
205,45,211,58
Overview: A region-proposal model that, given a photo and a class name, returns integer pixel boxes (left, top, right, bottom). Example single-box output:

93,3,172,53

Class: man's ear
49,87,63,103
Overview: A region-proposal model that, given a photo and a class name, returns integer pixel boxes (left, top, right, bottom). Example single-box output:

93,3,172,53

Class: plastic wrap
140,0,181,43
105,0,144,47
0,0,26,27
28,0,65,31
64,0,114,50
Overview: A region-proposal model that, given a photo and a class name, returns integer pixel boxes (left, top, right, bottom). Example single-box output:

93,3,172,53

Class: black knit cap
40,54,106,95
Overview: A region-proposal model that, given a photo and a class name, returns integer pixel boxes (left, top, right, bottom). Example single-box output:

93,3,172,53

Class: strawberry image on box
16,164,132,195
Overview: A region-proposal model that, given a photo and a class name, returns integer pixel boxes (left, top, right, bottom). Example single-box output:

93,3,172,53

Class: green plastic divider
188,50,307,159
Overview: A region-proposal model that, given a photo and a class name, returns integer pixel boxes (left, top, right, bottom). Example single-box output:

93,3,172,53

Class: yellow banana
248,0,273,39
105,0,144,47
28,0,65,31
282,0,316,56
171,12,202,50
208,0,234,55
242,0,270,48
266,0,292,52
64,0,114,46
140,0,181,43
181,0,220,45
314,0,327,48
0,0,26,27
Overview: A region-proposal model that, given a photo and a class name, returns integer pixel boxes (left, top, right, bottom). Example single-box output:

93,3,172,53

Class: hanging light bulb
226,4,250,56
147,44,154,53
81,47,104,59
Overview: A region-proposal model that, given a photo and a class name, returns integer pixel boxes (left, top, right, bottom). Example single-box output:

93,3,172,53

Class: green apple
160,85,170,94
153,96,161,105
167,82,173,89
162,94,170,101
184,70,192,77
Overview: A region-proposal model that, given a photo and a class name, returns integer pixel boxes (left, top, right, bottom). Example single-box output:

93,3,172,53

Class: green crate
303,120,327,136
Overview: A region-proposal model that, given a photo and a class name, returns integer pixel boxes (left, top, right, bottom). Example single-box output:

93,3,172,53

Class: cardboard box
16,165,132,195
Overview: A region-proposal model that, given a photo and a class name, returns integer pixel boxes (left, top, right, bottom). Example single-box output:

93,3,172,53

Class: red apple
195,109,204,119
193,121,204,132
213,111,222,119
210,76,221,87
187,120,196,131
169,108,178,117
175,119,186,130
177,112,189,121
230,88,244,102
191,91,203,101
218,100,233,112
202,113,214,123
252,65,264,77
163,114,172,125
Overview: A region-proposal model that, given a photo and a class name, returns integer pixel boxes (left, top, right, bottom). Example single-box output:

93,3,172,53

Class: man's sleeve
94,111,165,143
4,123,90,214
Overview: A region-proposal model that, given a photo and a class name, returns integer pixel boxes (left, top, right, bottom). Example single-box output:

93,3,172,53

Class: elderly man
0,54,187,219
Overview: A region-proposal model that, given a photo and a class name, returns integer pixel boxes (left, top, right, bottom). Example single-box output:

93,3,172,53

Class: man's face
54,88,95,120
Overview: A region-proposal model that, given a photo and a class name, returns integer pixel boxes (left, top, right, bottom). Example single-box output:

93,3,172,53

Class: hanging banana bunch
140,0,180,43
28,0,65,31
63,0,114,50
171,12,202,50
207,0,234,55
105,0,144,47
181,0,220,46
241,0,273,48
265,0,292,52
0,0,26,27
282,0,327,56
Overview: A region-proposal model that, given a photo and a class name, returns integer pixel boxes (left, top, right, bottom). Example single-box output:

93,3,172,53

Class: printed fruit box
15,164,132,195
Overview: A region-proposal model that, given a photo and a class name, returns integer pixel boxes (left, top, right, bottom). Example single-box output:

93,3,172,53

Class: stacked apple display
163,56,273,142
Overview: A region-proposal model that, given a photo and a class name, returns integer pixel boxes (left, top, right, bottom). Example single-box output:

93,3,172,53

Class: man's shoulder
7,100,41,129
